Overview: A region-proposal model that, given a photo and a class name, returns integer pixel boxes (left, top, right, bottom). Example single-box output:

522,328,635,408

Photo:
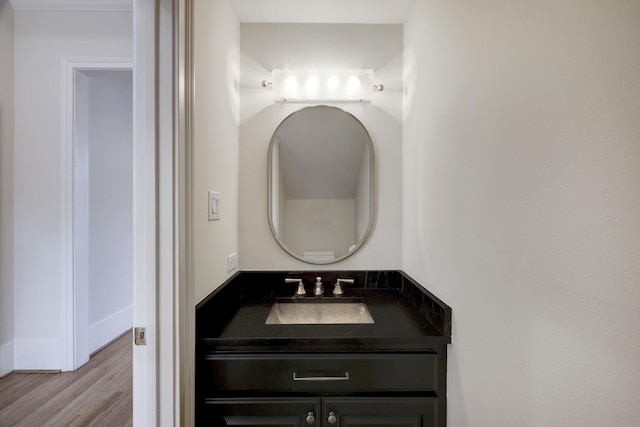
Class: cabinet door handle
293,372,350,381
327,412,337,424
305,411,316,424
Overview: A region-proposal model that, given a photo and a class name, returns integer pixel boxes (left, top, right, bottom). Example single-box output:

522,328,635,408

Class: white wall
192,0,240,303
239,23,403,271
84,70,133,353
0,0,15,377
13,10,132,369
403,1,640,425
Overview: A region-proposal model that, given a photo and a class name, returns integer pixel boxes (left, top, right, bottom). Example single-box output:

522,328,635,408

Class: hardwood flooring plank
0,332,132,426
42,361,132,426
2,366,108,425
64,391,124,427
87,390,132,427
0,373,52,410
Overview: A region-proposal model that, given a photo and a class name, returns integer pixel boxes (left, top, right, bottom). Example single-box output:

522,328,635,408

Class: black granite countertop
196,271,452,353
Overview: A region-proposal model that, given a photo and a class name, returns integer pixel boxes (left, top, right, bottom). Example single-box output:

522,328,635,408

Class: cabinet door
202,398,321,427
322,397,438,427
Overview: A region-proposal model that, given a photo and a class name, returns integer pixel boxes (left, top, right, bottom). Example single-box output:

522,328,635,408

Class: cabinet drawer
203,353,437,394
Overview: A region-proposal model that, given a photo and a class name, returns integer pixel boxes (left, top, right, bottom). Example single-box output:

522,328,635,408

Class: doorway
68,65,134,369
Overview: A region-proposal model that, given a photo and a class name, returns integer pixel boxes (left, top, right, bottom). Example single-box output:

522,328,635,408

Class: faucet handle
334,278,354,296
285,278,306,296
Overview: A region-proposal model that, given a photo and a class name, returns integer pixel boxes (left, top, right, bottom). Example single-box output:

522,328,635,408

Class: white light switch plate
208,191,220,221
227,253,239,272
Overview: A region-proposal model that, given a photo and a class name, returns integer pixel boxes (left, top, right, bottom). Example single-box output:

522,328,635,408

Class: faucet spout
314,276,324,297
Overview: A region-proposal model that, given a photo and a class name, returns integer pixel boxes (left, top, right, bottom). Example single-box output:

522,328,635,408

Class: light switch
208,191,220,221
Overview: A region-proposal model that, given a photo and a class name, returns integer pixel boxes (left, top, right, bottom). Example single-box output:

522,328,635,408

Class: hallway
0,332,132,426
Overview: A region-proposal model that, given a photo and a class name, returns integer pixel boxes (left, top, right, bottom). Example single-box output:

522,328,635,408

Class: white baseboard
88,304,132,354
13,338,65,371
0,340,14,377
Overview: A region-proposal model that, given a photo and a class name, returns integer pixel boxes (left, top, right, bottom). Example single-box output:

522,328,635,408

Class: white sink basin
265,299,375,325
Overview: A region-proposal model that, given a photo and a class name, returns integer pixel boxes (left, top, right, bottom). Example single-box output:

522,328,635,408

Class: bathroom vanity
196,271,451,427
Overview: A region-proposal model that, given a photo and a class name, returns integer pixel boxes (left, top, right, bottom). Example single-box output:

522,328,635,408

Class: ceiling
9,0,414,24
231,0,414,24
8,0,132,11
8,0,414,22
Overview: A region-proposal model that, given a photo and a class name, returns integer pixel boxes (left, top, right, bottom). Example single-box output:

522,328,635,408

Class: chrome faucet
334,278,354,296
314,276,324,297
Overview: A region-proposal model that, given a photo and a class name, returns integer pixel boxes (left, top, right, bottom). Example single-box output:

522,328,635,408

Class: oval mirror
268,106,375,264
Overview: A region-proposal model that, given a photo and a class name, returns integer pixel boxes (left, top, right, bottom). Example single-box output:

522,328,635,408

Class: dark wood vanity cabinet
198,350,445,426
196,271,452,427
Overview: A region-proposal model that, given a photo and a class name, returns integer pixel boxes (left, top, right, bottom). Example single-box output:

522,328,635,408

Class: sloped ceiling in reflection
276,106,368,199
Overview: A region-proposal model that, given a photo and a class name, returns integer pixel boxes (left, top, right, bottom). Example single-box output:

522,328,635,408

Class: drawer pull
293,372,350,381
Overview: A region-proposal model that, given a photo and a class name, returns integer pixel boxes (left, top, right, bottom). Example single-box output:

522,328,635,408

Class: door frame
60,0,180,425
61,57,134,373
132,0,181,425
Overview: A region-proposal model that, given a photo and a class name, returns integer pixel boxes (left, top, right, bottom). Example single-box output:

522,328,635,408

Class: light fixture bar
262,69,382,103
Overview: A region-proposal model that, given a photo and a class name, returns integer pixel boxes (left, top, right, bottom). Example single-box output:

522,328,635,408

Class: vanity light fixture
261,69,384,103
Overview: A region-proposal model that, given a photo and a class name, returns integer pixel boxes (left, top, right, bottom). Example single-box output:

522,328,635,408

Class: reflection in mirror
268,106,375,264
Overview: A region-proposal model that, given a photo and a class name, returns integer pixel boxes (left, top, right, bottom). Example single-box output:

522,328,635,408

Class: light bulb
327,75,340,90
284,76,297,92
347,76,361,92
305,76,319,93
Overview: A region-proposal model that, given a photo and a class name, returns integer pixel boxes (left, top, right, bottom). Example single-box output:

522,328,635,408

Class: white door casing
133,0,160,424
61,57,133,373
133,0,181,425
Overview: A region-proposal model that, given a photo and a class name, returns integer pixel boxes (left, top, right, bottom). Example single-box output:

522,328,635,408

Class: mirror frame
267,105,376,264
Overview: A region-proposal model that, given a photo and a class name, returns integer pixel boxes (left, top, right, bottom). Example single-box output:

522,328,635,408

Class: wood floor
0,332,132,426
